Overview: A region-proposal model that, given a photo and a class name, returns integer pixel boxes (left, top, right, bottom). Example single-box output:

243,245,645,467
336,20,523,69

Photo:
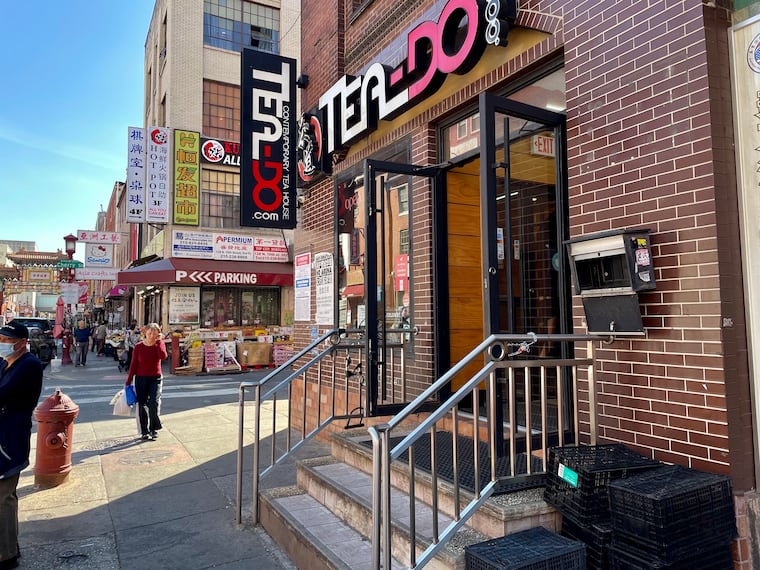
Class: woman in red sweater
125,323,168,440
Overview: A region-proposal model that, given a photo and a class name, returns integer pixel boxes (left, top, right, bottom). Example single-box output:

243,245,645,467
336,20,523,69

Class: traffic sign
57,259,84,269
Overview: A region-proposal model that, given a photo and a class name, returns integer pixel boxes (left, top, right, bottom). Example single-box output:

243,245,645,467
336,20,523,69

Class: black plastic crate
608,542,734,570
608,465,736,561
543,444,662,525
560,514,611,570
465,526,586,570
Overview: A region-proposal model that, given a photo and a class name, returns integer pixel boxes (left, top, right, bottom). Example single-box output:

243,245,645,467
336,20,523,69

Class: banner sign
84,243,114,268
200,137,241,166
174,130,200,225
146,126,171,223
127,127,146,222
171,230,287,262
77,230,122,244
61,282,89,305
76,267,120,281
172,230,214,259
240,49,297,229
253,236,289,262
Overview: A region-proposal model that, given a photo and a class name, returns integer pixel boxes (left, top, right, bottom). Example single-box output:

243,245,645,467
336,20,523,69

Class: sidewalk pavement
14,355,330,569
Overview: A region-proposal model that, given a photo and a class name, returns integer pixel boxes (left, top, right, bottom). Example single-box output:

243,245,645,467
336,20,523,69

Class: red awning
342,284,364,298
117,258,293,287
106,285,130,298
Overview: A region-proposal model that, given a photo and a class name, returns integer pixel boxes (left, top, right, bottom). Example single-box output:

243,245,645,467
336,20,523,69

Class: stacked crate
607,465,736,569
465,526,586,570
543,444,662,570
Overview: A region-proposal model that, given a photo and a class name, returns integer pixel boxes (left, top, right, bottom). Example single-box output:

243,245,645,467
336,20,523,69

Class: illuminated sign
317,0,517,157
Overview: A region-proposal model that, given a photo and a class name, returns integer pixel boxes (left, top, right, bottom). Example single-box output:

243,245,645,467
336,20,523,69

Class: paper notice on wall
314,252,334,325
295,252,312,321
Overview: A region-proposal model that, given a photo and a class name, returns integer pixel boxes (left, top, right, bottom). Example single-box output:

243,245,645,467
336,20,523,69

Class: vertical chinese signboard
127,127,146,222
174,130,200,225
146,126,171,223
240,49,297,229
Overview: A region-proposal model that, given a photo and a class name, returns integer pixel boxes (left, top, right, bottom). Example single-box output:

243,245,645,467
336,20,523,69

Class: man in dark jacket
0,321,43,569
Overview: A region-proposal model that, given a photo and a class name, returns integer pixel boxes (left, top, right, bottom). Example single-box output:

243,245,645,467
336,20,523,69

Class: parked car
9,317,56,364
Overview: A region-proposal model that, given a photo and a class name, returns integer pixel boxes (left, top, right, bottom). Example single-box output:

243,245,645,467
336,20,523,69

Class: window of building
201,287,281,327
201,169,242,229
204,0,280,54
397,183,408,214
399,229,409,255
203,80,240,140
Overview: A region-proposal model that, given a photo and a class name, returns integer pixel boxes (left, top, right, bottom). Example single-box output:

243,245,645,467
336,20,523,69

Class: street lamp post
60,234,78,366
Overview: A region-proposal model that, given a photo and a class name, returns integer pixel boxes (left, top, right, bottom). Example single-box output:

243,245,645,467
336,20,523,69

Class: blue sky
0,1,155,257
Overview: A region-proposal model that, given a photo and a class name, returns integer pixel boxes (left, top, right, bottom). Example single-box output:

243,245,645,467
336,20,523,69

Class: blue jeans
75,341,89,365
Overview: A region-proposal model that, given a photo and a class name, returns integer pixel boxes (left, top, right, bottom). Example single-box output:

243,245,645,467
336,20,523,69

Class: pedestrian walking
73,321,92,367
95,322,107,356
0,321,43,570
125,323,167,441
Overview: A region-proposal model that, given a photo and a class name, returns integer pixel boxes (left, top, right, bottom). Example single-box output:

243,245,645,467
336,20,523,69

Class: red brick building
292,0,759,565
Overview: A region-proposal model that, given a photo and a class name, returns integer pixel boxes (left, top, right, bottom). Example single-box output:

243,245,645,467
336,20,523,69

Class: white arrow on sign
188,271,214,283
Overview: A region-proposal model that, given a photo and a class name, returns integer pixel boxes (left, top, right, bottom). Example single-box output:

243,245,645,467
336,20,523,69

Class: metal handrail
236,328,350,524
370,333,600,569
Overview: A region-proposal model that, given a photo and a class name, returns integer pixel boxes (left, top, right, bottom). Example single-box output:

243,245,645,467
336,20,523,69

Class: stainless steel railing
369,333,600,569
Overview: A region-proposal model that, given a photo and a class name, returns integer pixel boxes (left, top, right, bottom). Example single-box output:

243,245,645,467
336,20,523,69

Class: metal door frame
364,158,447,416
478,92,569,337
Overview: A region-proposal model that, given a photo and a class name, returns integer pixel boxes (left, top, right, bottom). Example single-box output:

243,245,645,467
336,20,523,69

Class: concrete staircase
259,431,560,569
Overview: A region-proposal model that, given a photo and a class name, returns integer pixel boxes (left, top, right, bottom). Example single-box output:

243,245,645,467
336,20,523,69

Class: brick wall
297,0,749,499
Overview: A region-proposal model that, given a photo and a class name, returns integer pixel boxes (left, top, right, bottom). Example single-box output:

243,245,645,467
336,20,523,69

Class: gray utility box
565,229,655,335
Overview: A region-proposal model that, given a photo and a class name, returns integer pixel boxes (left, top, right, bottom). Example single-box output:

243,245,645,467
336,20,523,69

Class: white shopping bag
111,389,133,417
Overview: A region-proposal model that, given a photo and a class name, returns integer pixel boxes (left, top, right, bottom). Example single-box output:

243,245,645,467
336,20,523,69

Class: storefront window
201,287,280,327
241,289,280,326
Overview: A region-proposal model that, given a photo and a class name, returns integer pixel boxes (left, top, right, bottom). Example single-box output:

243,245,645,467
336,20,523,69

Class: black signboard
240,49,297,229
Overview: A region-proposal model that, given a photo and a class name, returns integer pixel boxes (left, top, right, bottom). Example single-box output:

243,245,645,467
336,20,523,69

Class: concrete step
330,431,560,538
297,457,489,570
259,484,406,570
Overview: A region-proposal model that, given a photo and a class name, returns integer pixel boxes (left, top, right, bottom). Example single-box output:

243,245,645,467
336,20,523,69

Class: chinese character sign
77,230,122,244
127,126,146,222
174,130,200,225
146,126,171,223
240,50,297,229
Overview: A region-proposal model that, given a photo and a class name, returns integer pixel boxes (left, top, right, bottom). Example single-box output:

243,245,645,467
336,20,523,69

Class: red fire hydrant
33,388,79,487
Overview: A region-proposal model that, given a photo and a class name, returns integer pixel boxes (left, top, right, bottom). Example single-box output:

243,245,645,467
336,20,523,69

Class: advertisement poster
84,243,114,268
168,287,201,324
253,236,289,262
172,230,214,258
146,126,171,223
314,252,334,325
214,234,255,261
173,129,200,225
126,127,146,222
240,49,297,229
294,252,312,321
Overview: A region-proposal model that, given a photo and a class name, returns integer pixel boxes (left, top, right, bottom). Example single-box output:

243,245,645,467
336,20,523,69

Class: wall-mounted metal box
565,229,655,335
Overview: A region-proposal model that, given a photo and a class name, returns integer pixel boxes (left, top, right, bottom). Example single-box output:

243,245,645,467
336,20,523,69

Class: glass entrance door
479,93,569,342
361,159,444,416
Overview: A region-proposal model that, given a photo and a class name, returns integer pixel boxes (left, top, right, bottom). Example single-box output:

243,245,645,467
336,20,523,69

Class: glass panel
338,175,366,330
494,112,559,354
241,289,280,326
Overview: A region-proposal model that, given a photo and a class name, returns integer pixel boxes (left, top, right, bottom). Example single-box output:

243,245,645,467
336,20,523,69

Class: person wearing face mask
0,321,44,570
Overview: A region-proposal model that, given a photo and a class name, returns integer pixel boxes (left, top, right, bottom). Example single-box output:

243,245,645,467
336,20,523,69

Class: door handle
489,266,497,275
